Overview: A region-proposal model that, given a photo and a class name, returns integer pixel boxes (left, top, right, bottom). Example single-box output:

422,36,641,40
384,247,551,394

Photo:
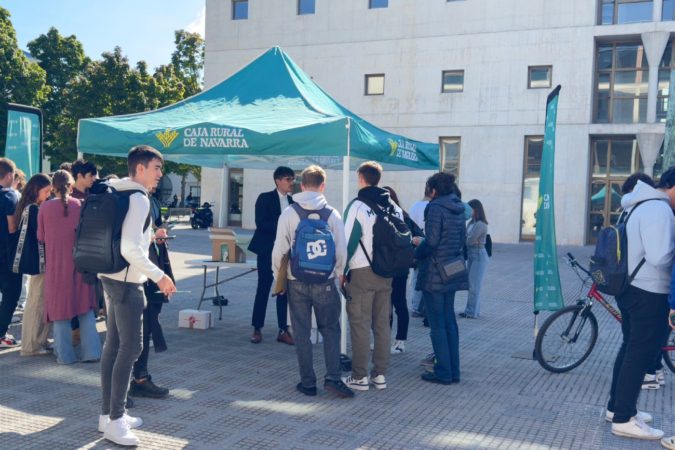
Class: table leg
197,266,207,311
215,267,223,320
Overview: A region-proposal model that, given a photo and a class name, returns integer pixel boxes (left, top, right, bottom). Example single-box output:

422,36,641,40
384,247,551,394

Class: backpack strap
291,203,334,222
358,240,374,268
624,199,658,224
291,203,310,221
356,196,385,216
119,189,152,232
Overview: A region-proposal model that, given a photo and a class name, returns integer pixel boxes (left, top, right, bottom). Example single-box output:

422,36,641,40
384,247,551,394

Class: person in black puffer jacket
414,172,468,385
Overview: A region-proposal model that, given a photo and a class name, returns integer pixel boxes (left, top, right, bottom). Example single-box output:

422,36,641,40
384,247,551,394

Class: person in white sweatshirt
605,174,675,442
272,165,353,398
98,146,176,447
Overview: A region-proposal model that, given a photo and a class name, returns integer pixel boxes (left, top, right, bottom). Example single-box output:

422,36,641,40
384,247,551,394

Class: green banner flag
534,86,564,312
663,71,675,170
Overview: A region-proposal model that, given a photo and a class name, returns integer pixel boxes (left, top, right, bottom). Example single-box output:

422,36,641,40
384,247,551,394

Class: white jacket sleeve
330,210,347,278
272,208,293,279
641,212,675,269
120,194,164,283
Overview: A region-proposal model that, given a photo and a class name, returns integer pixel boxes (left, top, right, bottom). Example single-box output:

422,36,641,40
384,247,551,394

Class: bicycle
534,252,675,373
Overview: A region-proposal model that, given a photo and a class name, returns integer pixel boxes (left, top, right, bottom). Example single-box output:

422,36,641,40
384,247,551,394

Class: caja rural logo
156,129,180,148
388,138,418,162
156,127,250,149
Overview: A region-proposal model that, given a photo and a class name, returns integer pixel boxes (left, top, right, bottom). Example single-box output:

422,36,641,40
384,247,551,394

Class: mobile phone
160,236,177,240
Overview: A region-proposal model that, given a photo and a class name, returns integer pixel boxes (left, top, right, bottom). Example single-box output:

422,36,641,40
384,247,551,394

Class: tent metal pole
77,152,83,160
219,164,229,228
341,118,351,355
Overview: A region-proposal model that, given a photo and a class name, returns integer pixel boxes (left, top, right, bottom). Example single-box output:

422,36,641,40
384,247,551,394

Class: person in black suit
249,167,296,345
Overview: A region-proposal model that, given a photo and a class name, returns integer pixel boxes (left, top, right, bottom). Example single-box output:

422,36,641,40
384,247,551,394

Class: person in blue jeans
272,166,353,398
413,172,469,385
460,199,489,319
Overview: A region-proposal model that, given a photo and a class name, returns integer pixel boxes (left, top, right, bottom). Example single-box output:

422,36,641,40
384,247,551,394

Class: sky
4,0,205,71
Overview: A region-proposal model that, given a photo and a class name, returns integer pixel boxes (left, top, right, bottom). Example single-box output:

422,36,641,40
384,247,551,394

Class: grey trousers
345,267,392,380
20,274,52,356
100,278,145,420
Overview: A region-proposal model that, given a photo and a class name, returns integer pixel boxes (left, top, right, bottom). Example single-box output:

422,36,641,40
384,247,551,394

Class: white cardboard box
179,309,212,330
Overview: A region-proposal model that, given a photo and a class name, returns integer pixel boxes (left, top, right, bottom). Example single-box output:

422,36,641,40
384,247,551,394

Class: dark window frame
298,0,316,15
520,136,544,242
598,0,654,25
365,74,385,96
232,0,248,20
441,70,465,93
658,40,675,122
528,65,553,89
439,137,461,176
594,41,649,124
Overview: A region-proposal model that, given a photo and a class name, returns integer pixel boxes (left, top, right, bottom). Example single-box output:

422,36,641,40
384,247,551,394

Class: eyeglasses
281,177,295,182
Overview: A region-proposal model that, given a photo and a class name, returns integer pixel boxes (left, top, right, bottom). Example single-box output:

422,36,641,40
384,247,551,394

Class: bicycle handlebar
565,252,592,277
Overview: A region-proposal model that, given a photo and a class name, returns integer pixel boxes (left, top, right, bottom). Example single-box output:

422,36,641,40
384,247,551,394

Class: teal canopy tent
77,46,439,172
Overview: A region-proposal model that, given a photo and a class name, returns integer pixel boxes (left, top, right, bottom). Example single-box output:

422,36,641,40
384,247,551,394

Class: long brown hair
468,199,488,224
13,174,52,225
383,186,410,220
52,170,74,216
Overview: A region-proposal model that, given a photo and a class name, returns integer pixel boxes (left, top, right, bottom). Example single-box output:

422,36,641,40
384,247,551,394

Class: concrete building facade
201,0,675,245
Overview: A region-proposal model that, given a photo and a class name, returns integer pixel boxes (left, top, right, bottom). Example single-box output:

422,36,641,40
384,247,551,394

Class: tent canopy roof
78,47,440,171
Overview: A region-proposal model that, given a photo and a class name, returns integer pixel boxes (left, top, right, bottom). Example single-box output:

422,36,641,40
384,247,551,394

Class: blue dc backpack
589,199,654,297
290,204,336,284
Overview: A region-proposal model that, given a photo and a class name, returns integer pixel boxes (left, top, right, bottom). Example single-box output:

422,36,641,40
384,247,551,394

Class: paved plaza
0,225,671,450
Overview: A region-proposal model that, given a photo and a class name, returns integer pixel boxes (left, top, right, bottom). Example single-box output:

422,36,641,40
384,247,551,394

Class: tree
0,7,49,154
27,27,89,165
170,30,205,98
163,161,201,204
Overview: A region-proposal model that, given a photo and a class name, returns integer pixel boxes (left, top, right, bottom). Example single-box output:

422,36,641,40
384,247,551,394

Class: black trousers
607,285,670,423
389,274,410,341
133,303,165,380
251,251,287,330
0,258,23,338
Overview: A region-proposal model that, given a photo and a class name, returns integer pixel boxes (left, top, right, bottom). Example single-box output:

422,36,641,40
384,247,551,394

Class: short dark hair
128,145,164,176
273,166,294,181
451,183,462,200
357,161,382,186
0,158,16,180
426,172,456,197
72,159,97,180
59,162,73,173
658,167,675,190
622,172,655,194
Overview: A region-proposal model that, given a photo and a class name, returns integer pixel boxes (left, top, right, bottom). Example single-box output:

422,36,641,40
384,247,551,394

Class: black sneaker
296,382,317,396
129,375,170,398
324,379,355,398
125,395,134,409
421,372,457,385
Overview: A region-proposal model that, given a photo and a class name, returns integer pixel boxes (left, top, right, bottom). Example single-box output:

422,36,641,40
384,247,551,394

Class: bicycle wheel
662,329,675,374
535,304,598,373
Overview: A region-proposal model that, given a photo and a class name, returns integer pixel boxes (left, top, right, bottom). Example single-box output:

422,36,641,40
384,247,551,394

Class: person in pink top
37,170,102,364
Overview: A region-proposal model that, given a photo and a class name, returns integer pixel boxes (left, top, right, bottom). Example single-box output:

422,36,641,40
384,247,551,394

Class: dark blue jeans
287,278,342,388
424,290,460,381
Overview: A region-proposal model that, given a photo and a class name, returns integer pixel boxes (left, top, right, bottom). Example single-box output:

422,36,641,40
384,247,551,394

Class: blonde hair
52,170,74,217
301,165,326,188
14,169,26,190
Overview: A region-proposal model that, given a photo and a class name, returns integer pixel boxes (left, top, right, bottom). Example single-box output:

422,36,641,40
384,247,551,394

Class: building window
369,0,388,9
233,0,248,20
595,42,648,124
298,0,315,15
229,169,244,227
442,71,464,93
521,137,543,241
528,66,552,89
440,137,460,176
665,0,675,20
658,40,675,122
365,74,385,95
599,0,653,25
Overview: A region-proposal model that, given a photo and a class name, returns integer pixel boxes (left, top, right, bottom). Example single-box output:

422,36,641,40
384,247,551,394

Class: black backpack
356,196,415,278
73,181,151,276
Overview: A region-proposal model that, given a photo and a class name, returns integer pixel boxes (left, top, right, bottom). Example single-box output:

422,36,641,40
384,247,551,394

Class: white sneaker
391,340,405,355
657,369,666,386
605,410,652,423
99,414,143,432
0,335,20,348
642,374,660,390
369,374,386,390
104,417,140,446
342,376,369,391
662,435,675,449
10,315,20,324
611,417,663,440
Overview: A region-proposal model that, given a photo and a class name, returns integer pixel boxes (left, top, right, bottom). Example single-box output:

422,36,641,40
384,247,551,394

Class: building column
654,0,664,22
642,31,670,123
219,164,230,228
637,133,665,177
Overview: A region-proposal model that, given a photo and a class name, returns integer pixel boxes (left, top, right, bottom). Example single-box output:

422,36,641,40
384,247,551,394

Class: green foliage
170,30,205,98
0,7,49,154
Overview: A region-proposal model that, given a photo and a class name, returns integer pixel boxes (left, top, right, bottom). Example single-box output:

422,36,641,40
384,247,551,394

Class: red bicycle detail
534,253,675,373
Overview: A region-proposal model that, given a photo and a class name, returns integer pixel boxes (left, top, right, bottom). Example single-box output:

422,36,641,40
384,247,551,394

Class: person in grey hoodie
272,165,353,398
605,172,675,441
98,146,177,447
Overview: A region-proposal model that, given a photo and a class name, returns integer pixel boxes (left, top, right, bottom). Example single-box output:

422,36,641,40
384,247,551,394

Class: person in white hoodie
605,174,675,441
98,146,177,447
272,165,353,398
